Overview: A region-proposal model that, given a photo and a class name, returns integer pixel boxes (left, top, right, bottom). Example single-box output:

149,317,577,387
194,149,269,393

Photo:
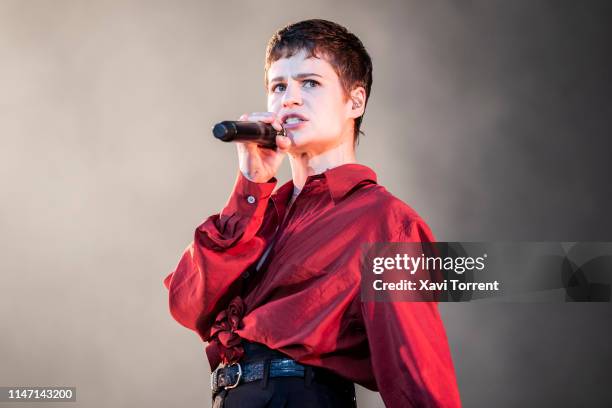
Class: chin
286,136,310,155
285,130,311,146
289,134,341,154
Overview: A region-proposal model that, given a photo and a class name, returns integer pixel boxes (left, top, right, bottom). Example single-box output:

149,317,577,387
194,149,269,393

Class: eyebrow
268,73,323,84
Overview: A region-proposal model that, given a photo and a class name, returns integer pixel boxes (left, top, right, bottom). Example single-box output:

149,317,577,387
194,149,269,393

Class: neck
288,138,356,192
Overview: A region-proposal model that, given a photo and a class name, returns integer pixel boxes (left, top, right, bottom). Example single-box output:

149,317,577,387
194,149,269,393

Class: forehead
267,49,338,82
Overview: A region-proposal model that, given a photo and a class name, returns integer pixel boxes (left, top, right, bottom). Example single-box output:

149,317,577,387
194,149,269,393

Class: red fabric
164,163,461,407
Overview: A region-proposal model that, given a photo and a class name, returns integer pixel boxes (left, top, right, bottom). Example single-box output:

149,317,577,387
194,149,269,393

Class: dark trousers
212,342,357,408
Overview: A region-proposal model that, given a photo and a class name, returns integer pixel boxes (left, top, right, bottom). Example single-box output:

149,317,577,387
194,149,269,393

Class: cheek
313,99,346,129
308,111,344,139
316,111,338,129
267,95,280,112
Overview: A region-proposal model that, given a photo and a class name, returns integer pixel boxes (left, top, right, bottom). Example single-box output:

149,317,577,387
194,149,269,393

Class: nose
282,81,303,108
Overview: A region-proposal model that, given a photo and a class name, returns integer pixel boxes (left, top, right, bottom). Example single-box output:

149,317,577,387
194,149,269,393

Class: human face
266,49,355,154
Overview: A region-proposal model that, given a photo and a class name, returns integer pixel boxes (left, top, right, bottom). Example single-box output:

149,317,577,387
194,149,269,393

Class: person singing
164,19,461,408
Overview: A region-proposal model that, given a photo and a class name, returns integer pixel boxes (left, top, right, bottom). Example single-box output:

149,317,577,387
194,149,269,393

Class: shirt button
247,195,256,204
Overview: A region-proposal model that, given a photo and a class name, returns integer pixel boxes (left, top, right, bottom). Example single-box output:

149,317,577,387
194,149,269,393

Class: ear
347,86,367,119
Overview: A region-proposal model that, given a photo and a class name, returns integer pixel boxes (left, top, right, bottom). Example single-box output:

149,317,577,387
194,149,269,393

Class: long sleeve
361,220,461,408
163,170,276,339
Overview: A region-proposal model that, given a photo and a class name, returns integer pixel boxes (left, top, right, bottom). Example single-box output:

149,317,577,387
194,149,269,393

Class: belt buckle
223,362,243,389
211,362,243,393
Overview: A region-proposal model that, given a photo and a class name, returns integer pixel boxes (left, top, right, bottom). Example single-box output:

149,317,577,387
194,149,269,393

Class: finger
239,113,272,121
244,112,276,121
245,142,260,153
236,141,259,154
270,116,283,132
276,134,291,152
236,141,249,153
252,114,276,124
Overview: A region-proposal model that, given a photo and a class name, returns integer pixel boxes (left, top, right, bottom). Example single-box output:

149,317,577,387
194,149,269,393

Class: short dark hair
264,19,373,144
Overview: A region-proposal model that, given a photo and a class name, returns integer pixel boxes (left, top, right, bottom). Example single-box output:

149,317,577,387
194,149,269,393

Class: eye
271,83,286,93
303,79,319,88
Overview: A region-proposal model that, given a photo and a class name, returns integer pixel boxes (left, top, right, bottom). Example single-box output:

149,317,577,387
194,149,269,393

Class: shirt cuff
221,170,277,220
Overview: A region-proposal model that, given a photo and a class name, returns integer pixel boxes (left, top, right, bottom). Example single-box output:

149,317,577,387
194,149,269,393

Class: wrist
240,168,273,184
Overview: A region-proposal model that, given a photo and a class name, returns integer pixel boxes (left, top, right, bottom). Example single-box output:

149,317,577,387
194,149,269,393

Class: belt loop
304,366,314,388
261,359,271,389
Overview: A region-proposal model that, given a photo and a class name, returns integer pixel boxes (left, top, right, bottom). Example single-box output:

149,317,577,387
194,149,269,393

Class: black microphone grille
212,122,235,141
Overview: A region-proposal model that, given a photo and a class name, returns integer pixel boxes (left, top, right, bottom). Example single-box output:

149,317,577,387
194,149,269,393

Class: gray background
1,0,611,407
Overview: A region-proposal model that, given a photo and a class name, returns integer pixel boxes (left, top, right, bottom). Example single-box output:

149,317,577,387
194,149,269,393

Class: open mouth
282,114,308,130
284,117,305,125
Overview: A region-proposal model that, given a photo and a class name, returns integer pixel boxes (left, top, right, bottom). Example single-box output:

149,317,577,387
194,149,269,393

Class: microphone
212,121,284,149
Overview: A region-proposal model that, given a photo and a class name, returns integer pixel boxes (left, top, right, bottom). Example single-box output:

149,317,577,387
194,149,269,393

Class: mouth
281,113,308,130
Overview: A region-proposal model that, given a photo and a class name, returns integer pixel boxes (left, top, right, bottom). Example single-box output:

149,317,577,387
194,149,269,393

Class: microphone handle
212,121,283,149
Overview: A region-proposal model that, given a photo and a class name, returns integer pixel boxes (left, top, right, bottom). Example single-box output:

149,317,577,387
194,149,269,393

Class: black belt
211,358,350,395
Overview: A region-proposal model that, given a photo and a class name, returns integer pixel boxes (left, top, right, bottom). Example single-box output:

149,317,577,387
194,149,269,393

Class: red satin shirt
164,163,461,407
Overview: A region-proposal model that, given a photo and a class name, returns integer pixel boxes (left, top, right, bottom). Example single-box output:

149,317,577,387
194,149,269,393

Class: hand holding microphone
216,112,291,183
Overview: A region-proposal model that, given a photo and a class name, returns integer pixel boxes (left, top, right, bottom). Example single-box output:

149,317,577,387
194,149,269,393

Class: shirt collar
322,163,378,203
271,163,377,212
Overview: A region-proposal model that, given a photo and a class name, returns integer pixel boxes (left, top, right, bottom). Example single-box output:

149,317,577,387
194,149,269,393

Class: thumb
276,135,291,152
